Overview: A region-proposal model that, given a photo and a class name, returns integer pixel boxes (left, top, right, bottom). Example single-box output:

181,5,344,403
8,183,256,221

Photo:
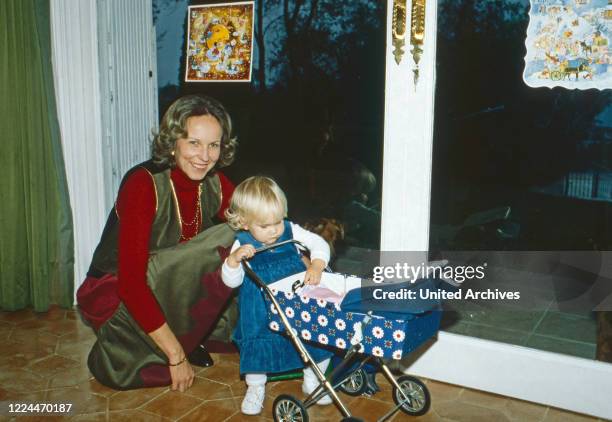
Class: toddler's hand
227,244,256,268
303,259,326,285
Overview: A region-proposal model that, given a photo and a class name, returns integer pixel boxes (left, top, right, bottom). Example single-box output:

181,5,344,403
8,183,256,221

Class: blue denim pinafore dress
233,220,332,374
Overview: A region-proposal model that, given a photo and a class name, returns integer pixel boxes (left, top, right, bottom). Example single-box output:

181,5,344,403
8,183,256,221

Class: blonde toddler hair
225,176,288,230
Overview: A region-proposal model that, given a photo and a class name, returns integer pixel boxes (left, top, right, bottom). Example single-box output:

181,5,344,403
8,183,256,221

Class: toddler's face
246,217,284,245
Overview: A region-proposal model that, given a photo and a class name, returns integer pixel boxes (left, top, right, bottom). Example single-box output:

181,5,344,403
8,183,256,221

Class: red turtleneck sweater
116,167,234,333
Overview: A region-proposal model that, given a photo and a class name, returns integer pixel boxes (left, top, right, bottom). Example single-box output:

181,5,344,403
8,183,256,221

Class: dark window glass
154,0,386,251
431,0,611,360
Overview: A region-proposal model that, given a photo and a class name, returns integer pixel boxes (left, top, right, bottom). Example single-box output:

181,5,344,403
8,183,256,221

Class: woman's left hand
169,360,195,392
148,323,195,392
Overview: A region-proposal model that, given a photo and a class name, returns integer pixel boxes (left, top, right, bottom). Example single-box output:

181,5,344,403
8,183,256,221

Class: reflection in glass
154,1,386,252
431,0,612,361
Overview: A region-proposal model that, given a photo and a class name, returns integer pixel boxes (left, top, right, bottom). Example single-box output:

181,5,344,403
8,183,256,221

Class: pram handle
253,238,309,254
240,238,311,293
251,239,331,292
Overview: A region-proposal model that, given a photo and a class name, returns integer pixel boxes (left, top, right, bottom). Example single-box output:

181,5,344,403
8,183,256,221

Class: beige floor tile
0,309,36,323
502,399,548,422
340,397,412,421
13,319,50,331
12,415,70,421
392,409,448,421
46,387,108,416
183,377,233,401
544,408,600,422
38,319,82,336
108,386,167,411
59,325,97,344
48,365,95,389
1,390,48,404
227,379,248,398
56,338,96,363
70,412,107,421
178,400,237,421
141,390,203,420
214,352,240,365
223,412,272,421
458,388,510,410
267,379,303,399
66,311,79,321
0,368,49,393
80,379,117,398
198,360,240,385
0,341,56,370
8,328,58,350
0,321,14,340
108,409,171,421
31,306,67,322
425,380,464,403
26,355,80,378
435,400,512,422
307,399,354,421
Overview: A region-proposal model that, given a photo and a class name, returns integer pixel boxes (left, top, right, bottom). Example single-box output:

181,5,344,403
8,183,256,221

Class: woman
77,95,237,391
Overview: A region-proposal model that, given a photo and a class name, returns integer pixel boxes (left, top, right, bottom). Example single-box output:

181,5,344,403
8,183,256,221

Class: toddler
222,176,333,415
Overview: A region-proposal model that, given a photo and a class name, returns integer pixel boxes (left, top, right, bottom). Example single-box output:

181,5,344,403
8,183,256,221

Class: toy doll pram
242,239,442,422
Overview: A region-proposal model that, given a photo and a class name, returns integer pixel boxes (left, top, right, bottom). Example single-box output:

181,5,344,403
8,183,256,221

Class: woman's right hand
169,359,195,392
227,244,256,268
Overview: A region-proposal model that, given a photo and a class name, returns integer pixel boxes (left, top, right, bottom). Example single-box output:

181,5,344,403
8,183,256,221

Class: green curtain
0,0,74,311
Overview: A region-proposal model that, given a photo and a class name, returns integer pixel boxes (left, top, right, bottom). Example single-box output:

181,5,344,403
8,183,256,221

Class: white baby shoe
302,379,333,405
241,384,266,415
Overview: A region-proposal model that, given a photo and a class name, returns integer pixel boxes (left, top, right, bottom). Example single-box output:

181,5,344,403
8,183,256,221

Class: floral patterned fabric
266,288,441,360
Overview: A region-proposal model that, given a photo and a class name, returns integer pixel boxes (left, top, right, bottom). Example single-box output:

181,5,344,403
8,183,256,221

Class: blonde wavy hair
152,95,237,168
225,176,288,230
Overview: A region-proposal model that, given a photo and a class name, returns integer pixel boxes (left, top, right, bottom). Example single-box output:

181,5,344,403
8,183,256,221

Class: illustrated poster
185,2,254,82
523,0,611,90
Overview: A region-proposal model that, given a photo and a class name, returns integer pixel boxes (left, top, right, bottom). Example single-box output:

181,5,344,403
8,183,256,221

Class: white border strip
405,332,612,419
381,0,437,252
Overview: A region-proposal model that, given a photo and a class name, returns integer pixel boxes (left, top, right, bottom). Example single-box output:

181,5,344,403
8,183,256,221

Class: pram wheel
393,375,431,416
338,368,367,396
273,394,309,422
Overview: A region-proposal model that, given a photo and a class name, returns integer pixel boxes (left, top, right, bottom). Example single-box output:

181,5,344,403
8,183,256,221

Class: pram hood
340,278,454,316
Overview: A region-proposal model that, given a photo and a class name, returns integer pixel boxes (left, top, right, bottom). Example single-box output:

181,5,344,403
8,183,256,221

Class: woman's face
174,114,223,180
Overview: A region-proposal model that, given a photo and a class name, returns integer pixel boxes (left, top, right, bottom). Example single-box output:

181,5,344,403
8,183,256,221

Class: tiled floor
0,307,605,421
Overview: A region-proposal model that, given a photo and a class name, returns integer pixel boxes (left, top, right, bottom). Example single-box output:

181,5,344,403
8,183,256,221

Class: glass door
380,0,612,418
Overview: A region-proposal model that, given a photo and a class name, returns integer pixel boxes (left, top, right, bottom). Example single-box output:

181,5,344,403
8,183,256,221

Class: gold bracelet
168,356,187,367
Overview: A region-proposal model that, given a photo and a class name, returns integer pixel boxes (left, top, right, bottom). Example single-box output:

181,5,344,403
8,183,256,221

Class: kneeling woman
78,95,237,391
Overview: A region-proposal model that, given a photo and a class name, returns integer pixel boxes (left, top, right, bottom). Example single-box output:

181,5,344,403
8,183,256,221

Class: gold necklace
179,185,202,241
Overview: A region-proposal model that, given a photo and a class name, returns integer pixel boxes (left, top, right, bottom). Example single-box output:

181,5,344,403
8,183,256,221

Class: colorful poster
523,0,611,90
185,2,254,82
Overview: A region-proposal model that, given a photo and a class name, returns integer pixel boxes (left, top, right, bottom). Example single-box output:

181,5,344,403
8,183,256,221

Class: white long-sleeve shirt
221,222,330,288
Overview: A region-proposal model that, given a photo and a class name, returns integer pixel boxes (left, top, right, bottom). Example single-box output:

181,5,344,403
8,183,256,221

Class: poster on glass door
523,0,611,90
185,2,254,82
